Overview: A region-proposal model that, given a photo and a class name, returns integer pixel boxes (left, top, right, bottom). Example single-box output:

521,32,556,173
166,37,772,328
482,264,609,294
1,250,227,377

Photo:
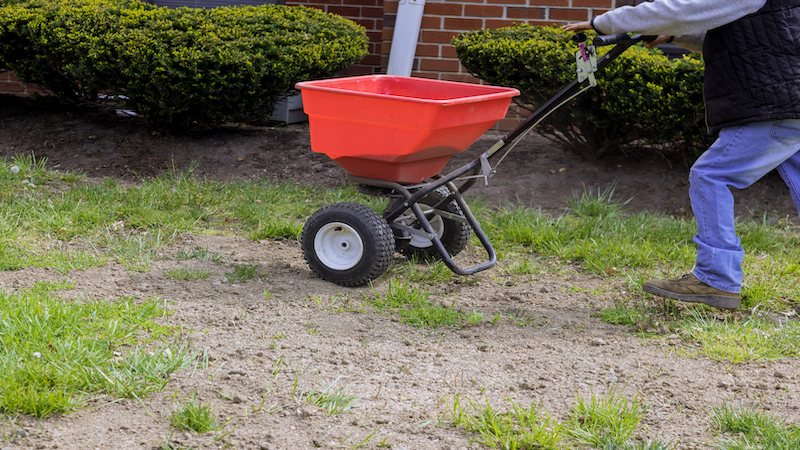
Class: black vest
703,0,800,134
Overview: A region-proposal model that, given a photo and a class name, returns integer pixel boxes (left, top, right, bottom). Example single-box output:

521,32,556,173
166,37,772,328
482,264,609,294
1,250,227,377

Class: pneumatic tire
301,202,395,287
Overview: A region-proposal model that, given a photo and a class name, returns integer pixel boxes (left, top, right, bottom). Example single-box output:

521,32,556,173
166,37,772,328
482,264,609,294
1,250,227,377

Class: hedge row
0,0,368,129
453,25,711,160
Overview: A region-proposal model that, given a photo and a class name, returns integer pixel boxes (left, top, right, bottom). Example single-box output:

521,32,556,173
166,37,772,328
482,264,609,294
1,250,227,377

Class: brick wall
285,0,628,79
286,0,387,75
283,0,627,128
1,0,625,118
0,70,49,97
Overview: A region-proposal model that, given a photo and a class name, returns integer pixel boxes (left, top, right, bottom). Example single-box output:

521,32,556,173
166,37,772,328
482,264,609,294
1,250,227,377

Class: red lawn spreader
295,33,652,287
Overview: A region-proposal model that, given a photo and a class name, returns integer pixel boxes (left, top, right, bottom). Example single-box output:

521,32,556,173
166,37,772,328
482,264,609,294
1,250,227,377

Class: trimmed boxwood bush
453,24,711,160
0,0,368,129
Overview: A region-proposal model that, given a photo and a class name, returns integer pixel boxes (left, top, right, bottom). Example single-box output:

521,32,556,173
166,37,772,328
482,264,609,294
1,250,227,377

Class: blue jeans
690,119,800,293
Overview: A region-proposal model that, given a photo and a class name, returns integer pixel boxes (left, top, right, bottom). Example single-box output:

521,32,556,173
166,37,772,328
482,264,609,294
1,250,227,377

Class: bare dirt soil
1,95,800,450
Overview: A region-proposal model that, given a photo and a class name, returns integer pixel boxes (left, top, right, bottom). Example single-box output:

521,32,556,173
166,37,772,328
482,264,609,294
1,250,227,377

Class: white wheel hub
314,222,364,270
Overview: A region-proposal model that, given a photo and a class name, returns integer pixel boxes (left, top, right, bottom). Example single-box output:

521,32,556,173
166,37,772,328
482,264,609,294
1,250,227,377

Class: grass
488,187,800,311
3,154,798,313
367,280,468,329
595,298,800,363
225,263,260,283
0,281,193,417
294,379,362,416
391,257,460,285
174,245,228,263
3,154,800,431
710,402,800,449
567,385,646,447
674,311,800,363
447,394,564,449
170,392,221,433
446,386,672,450
0,156,377,277
309,293,362,313
165,267,211,281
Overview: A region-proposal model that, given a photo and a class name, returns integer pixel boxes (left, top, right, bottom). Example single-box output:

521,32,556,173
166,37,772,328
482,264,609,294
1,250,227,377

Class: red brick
419,58,461,72
347,65,375,75
300,0,342,5
361,5,383,17
420,16,442,28
439,72,482,83
360,54,383,65
327,5,360,16
343,0,377,5
382,28,395,40
441,45,458,58
366,30,383,41
507,7,543,19
464,4,503,17
384,0,398,13
411,72,441,80
573,0,612,7
528,19,562,26
421,30,460,44
444,17,483,30
0,82,25,93
486,19,523,28
353,18,376,28
549,8,590,20
529,0,568,5
415,44,441,57
423,2,462,15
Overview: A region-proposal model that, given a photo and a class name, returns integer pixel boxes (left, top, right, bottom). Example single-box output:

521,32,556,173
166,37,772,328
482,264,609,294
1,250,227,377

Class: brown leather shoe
642,273,741,309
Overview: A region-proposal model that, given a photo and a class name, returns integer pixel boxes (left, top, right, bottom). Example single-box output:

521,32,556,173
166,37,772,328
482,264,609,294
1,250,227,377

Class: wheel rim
314,222,364,270
399,205,444,248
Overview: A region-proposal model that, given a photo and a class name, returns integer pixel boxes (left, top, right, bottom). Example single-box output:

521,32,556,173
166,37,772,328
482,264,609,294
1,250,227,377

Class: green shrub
0,0,367,130
453,25,711,160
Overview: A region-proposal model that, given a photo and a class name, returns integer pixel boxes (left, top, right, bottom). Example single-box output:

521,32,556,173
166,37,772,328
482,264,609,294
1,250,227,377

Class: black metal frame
354,33,654,276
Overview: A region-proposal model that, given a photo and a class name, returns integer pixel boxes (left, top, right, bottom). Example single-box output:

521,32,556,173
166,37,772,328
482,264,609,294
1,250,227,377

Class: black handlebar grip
593,34,660,46
571,33,588,43
592,33,631,46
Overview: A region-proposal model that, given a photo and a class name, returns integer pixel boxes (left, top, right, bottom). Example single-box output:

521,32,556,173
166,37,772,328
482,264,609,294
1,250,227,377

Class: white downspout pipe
386,0,426,77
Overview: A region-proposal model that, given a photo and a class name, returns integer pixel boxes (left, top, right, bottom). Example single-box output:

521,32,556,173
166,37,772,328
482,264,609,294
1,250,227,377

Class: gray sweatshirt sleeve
592,0,766,54
671,33,706,54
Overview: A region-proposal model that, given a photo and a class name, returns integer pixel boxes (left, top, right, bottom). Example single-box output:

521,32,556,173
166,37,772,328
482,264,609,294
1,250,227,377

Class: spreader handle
593,33,658,46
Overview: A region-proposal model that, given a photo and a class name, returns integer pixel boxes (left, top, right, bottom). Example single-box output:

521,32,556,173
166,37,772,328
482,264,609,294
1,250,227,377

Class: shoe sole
643,284,741,309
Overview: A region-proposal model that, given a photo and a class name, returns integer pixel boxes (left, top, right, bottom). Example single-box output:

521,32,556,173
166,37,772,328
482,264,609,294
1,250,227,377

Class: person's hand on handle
562,21,593,32
644,35,673,48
